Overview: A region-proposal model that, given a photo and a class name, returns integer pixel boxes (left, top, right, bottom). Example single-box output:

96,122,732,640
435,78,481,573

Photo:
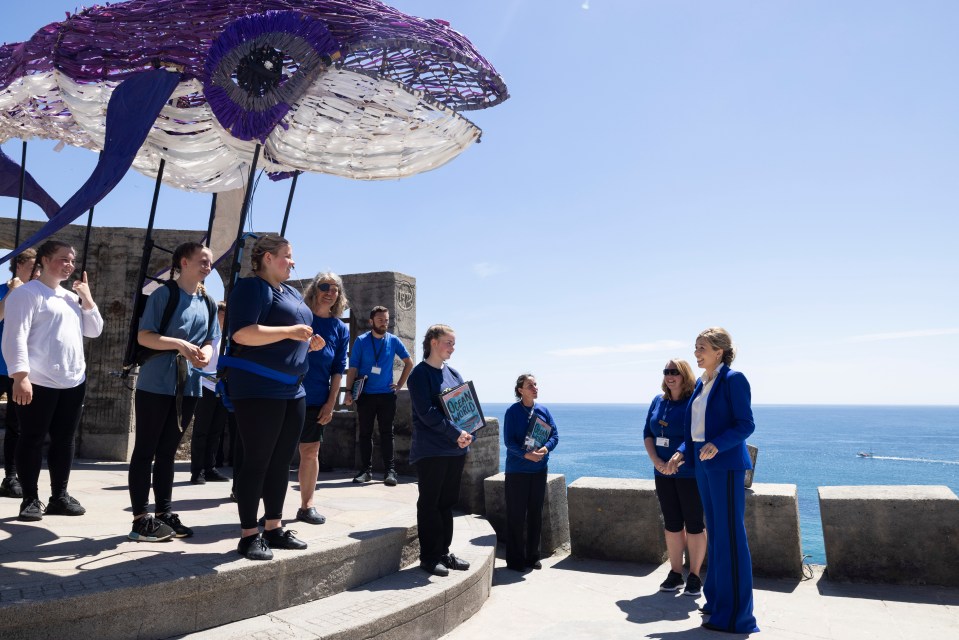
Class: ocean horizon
484,402,959,565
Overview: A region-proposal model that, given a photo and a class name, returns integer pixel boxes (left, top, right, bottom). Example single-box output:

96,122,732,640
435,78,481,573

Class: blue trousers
695,444,759,633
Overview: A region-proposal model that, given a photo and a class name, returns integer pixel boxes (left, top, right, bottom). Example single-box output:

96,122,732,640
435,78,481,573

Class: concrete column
458,418,500,515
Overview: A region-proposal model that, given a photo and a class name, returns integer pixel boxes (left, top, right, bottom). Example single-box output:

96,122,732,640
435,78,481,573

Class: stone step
174,514,496,640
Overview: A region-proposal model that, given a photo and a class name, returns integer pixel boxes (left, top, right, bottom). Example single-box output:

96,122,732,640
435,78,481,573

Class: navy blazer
678,366,755,471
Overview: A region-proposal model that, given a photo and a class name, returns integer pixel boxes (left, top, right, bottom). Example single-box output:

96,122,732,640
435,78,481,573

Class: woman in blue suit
666,327,759,634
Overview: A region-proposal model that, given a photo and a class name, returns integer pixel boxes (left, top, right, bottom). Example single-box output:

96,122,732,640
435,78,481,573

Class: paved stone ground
445,553,959,640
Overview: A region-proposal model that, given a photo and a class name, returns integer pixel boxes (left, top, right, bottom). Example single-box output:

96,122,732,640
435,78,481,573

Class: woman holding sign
503,374,559,572
408,324,473,577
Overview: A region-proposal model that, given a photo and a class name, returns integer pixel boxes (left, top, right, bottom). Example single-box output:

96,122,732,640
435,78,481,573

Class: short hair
369,305,389,320
697,327,736,367
304,271,348,318
422,324,454,360
9,247,36,280
514,373,535,400
249,234,290,274
661,359,696,400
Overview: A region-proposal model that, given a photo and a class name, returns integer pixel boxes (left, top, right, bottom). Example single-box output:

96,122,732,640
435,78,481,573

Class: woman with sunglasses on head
408,324,473,577
128,242,219,542
295,272,349,526
1,240,102,522
503,373,558,572
223,234,324,560
665,328,759,634
643,359,705,596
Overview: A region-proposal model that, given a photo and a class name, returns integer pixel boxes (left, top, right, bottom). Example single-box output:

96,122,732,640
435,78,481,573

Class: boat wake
866,456,959,465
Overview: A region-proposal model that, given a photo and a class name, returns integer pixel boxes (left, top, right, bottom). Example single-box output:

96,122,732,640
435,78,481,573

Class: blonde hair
697,327,736,367
661,359,696,400
250,234,289,274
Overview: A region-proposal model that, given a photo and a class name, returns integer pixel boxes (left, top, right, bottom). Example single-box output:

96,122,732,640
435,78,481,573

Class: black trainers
441,553,470,571
190,472,206,485
683,572,703,596
44,493,86,516
353,469,372,483
129,515,175,542
420,560,449,577
263,527,307,550
659,570,685,592
296,506,326,525
526,559,543,570
156,512,193,538
18,497,44,521
237,533,273,560
204,468,230,482
0,476,23,498
384,470,398,486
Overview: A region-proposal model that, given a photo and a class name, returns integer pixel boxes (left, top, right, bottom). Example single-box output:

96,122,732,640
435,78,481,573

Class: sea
484,403,959,565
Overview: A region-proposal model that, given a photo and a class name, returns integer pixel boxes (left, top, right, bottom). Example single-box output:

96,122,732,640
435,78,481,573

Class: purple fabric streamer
0,149,60,218
0,69,181,265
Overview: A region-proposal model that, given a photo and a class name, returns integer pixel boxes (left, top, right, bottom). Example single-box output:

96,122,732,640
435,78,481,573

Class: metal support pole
205,193,217,247
80,206,94,275
279,171,300,237
14,140,27,247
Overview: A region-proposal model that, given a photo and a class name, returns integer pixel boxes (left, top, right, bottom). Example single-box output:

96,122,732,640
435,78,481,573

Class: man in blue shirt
344,306,413,486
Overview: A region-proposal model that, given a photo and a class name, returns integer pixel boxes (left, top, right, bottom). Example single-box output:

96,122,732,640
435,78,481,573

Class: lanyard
658,398,671,438
370,334,385,365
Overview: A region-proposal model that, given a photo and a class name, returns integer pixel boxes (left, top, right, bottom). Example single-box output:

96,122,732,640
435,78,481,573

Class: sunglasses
663,368,681,376
318,282,339,292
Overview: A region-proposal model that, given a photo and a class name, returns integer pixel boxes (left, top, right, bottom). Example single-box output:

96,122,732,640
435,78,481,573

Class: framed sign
438,381,486,434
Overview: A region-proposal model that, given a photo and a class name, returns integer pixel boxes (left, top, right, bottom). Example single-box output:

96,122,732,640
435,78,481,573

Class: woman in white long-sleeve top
1,240,103,522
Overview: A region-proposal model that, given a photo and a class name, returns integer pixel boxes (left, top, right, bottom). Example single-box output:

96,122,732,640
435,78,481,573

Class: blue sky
1,1,957,404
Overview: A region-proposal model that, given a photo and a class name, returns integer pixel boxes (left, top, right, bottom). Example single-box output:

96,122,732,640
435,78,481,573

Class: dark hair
698,327,736,367
8,247,36,282
514,373,535,400
171,241,206,277
369,305,389,320
32,240,74,280
217,300,227,312
304,271,348,317
250,234,289,274
422,324,454,360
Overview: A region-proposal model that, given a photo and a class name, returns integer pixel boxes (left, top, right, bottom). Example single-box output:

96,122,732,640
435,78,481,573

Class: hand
664,452,684,475
193,348,212,368
699,442,718,461
308,333,326,352
652,456,666,474
9,276,23,290
72,271,93,306
288,324,314,342
343,391,353,407
318,401,335,425
176,339,203,364
524,449,545,462
457,430,473,448
13,375,32,405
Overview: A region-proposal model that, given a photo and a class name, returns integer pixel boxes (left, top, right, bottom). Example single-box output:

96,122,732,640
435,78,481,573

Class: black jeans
190,387,228,475
232,397,304,529
356,392,396,472
14,381,86,500
3,376,20,477
130,390,198,516
505,470,548,567
415,454,466,563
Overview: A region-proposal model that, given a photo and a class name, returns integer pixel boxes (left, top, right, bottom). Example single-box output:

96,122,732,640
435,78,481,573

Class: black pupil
234,46,286,97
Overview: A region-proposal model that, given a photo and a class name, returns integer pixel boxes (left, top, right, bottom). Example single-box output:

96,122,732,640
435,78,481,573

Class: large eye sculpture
204,11,340,142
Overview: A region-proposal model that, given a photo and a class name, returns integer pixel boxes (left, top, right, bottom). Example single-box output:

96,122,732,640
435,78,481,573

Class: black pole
80,206,94,275
14,140,27,248
226,144,261,295
205,193,217,247
279,171,300,237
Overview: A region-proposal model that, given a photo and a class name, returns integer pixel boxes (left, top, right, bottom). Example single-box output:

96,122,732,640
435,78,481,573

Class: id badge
656,437,669,448
371,366,382,375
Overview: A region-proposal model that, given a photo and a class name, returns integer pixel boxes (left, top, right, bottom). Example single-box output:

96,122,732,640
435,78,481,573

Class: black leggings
415,454,466,563
654,474,705,534
190,387,228,475
4,376,20,476
129,390,198,517
14,381,86,500
505,470,548,567
232,397,304,529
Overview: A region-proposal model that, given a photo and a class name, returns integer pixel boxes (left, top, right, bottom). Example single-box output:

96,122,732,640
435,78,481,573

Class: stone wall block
483,472,570,556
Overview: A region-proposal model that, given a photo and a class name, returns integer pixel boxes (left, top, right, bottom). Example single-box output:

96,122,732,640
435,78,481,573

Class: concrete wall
744,483,803,578
458,418,500,515
483,473,571,556
819,485,959,586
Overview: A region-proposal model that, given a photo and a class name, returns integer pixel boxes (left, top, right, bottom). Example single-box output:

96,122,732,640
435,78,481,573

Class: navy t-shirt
303,315,349,406
225,277,312,400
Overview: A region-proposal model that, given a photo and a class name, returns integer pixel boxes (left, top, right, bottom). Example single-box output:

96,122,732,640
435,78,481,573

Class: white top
0,279,104,389
690,363,724,443
200,334,220,392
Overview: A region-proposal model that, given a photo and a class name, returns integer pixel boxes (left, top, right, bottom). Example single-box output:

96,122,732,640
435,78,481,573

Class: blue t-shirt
304,316,349,406
503,401,559,474
136,284,219,397
349,331,410,394
408,361,468,463
0,282,9,376
225,277,312,400
643,394,694,478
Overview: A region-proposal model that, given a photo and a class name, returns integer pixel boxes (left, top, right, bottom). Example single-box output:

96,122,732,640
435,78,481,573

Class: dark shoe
18,497,44,521
296,507,326,525
659,569,685,592
384,470,398,486
526,559,542,570
353,469,372,483
0,476,23,498
129,515,175,542
420,560,449,577
44,494,86,516
229,491,237,502
263,527,307,550
699,606,712,615
442,553,470,571
683,573,703,596
204,468,230,482
156,512,193,538
190,472,206,485
237,533,273,560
